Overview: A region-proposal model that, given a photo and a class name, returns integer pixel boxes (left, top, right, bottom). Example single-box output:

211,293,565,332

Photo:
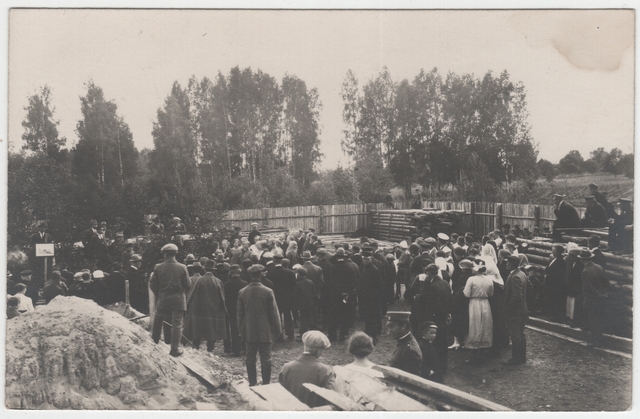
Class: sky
8,9,635,170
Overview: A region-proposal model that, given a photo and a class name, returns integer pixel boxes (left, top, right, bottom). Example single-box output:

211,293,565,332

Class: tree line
538,148,634,182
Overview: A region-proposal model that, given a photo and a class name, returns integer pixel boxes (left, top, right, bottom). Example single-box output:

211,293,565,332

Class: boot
261,363,272,385
170,324,183,353
518,338,527,363
247,364,257,386
207,340,216,352
192,338,201,350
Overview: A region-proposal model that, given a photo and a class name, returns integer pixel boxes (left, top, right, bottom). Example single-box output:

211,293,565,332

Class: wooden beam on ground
334,366,432,411
373,365,512,412
178,356,223,389
250,383,311,411
302,383,365,411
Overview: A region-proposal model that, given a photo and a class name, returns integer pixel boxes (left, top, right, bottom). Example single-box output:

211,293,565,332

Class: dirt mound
5,296,231,410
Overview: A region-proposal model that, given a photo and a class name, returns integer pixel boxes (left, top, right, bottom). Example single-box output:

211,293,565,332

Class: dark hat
316,248,328,256
296,267,308,276
505,255,521,265
112,262,123,270
588,183,598,189
229,264,241,271
20,270,32,276
577,247,594,259
300,251,313,260
247,264,265,274
308,228,316,232
585,196,595,200
129,254,142,262
335,248,346,260
185,254,196,264
213,253,229,263
369,241,378,248
361,246,373,256
553,193,564,199
191,261,203,270
386,311,411,323
424,263,439,273
204,259,217,270
419,320,438,331
217,262,230,272
241,258,253,266
199,257,209,265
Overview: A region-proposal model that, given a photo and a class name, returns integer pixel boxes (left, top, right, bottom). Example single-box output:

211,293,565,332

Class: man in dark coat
127,254,149,314
326,249,357,342
121,240,135,271
150,243,191,357
579,248,610,347
30,223,53,287
409,238,436,279
589,183,616,220
267,254,297,341
278,331,336,408
450,259,473,350
358,248,383,344
292,267,316,337
105,262,127,304
587,235,608,269
238,264,282,386
503,255,528,365
301,251,324,327
149,217,165,235
565,245,584,327
386,311,422,376
552,194,580,240
223,265,247,356
82,219,99,261
184,259,228,351
92,226,113,271
90,270,110,306
313,248,334,329
544,244,567,322
43,270,68,304
17,270,40,303
248,222,262,245
608,198,634,253
580,196,608,228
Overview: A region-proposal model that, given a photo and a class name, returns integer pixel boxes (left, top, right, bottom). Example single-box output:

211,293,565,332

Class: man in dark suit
224,265,248,356
386,311,422,376
358,248,383,344
325,249,356,342
127,254,148,314
267,253,297,341
579,248,610,347
301,251,324,327
82,219,99,261
313,248,334,330
552,194,580,240
608,198,634,253
580,196,608,228
544,244,567,322
105,262,127,304
587,235,607,269
30,223,53,287
503,255,528,365
238,264,282,386
589,183,616,220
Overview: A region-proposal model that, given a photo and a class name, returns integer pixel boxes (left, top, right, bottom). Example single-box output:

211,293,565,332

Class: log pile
518,238,633,338
368,210,464,243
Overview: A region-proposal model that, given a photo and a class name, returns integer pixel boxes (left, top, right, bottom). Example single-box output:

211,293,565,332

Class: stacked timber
518,238,633,338
369,210,463,243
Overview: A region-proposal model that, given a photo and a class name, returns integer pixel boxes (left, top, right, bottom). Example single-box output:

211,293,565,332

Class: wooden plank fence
223,200,587,238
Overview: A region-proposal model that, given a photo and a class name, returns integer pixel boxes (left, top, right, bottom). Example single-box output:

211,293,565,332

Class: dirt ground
200,299,632,412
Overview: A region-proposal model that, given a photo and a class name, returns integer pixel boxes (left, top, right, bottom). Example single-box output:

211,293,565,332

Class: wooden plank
373,365,512,412
250,383,311,411
334,366,431,411
302,383,364,411
178,357,222,388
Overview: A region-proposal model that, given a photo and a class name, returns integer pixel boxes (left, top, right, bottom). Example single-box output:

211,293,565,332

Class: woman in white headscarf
478,245,508,356
463,260,494,364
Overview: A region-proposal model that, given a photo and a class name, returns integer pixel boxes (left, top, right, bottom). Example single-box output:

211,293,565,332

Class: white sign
35,243,55,257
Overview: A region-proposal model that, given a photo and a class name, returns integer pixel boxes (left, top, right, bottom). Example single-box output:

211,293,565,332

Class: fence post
262,208,269,228
447,202,452,210
470,202,477,237
496,203,503,233
534,205,541,231
318,205,325,235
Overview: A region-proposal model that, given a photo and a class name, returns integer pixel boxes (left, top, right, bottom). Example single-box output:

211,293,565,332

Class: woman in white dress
463,261,494,364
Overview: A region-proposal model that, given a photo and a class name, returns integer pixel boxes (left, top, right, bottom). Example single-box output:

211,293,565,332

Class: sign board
35,243,55,257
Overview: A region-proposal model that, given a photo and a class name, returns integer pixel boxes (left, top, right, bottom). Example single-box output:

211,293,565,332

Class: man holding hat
580,196,608,228
184,259,228,352
150,243,191,357
579,248,610,347
503,254,528,365
552,194,580,240
238,264,282,386
223,265,248,356
278,330,336,407
248,222,261,245
268,251,297,341
386,311,422,376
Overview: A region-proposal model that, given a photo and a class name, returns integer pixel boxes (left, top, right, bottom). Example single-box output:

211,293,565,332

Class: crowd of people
5,187,629,407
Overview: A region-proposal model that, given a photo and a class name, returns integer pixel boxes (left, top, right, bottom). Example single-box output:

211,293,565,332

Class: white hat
92,270,105,279
398,240,408,249
292,264,303,270
302,330,331,349
262,252,274,259
161,243,179,253
172,217,181,222
251,222,259,227
437,233,450,241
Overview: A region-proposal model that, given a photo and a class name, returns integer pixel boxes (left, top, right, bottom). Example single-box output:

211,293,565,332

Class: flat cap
386,311,411,323
172,217,181,222
505,254,521,265
553,194,564,199
129,254,142,262
251,222,259,226
588,183,598,188
161,243,179,253
296,267,308,276
92,270,105,279
241,258,253,266
247,264,265,274
424,263,439,273
20,270,33,275
229,264,241,271
302,330,331,349
459,259,474,270
316,248,328,256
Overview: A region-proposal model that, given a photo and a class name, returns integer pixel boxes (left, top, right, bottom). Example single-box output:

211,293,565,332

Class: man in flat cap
238,264,282,386
223,264,248,356
503,255,528,365
552,194,580,241
589,183,616,219
150,243,191,357
580,196,608,228
278,330,336,407
386,311,422,376
579,248,610,347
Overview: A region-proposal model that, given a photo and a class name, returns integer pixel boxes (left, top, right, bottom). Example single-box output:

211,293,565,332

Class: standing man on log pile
580,196,608,228
608,198,634,254
150,243,191,357
589,183,616,220
544,244,567,323
238,264,282,386
564,244,585,328
386,311,422,376
503,255,528,366
552,194,580,241
579,248,610,348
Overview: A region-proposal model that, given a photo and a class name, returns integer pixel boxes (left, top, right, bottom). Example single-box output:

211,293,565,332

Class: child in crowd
418,321,443,383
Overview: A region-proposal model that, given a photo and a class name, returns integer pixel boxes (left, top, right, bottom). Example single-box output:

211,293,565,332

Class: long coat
268,265,297,311
544,256,567,315
564,256,584,297
184,272,228,341
292,277,316,312
581,261,609,304
303,261,324,298
390,333,422,376
583,202,608,228
553,201,580,229
224,276,248,320
126,266,149,314
237,281,282,343
503,268,528,333
357,262,383,335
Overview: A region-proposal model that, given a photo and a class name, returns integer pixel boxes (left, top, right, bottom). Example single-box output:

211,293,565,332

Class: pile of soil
5,296,239,410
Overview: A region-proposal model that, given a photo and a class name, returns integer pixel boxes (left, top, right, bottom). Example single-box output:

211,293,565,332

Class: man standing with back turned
150,243,191,357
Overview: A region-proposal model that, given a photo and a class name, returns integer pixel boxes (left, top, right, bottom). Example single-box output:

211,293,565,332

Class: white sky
8,9,635,169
